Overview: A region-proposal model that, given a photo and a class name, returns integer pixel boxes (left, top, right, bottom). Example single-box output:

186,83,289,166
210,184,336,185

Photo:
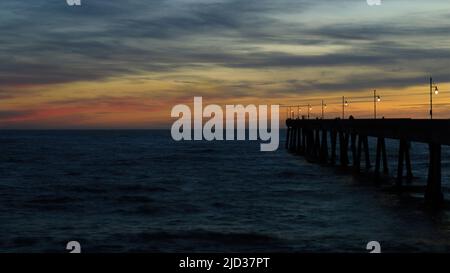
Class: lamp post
373,90,381,119
321,100,327,119
342,96,349,119
430,77,439,119
307,104,312,119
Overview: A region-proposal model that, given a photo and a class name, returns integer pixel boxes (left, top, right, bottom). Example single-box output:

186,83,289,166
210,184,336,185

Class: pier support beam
330,129,337,165
339,131,349,167
355,134,371,172
351,133,357,168
396,139,413,186
425,143,443,207
320,129,328,163
289,126,296,152
303,127,312,157
313,129,321,159
301,128,307,155
295,127,303,154
292,126,298,152
375,137,389,179
285,127,291,149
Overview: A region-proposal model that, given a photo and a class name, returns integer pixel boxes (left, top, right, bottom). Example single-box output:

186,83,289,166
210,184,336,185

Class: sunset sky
1,0,450,129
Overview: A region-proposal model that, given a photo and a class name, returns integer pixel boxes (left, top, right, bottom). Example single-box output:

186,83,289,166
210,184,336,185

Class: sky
1,0,450,129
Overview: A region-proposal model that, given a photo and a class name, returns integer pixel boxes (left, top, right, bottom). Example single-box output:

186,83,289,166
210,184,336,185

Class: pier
285,118,450,207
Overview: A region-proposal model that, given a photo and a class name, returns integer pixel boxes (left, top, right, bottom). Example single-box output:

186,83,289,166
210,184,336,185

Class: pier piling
426,143,443,207
375,137,389,178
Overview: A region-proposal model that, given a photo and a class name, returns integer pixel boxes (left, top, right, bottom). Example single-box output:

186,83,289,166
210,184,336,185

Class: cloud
1,0,450,127
0,110,35,119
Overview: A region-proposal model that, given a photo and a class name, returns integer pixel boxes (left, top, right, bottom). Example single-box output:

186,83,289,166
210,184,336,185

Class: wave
110,230,281,246
27,196,80,205
116,185,169,193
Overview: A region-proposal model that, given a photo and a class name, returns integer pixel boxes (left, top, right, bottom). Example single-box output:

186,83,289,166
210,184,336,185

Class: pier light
321,100,327,119
342,96,349,119
373,90,382,119
307,104,312,119
430,77,439,119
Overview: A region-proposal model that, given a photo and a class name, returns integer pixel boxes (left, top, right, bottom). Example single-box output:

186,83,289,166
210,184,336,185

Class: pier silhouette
285,118,450,208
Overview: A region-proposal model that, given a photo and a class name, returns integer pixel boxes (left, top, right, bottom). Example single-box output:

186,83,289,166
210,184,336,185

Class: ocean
1,130,450,253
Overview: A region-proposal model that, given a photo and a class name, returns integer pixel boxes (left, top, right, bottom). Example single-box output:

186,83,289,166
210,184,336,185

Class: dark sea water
1,130,450,253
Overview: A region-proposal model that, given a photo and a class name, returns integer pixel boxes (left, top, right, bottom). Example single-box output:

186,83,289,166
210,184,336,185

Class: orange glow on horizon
1,75,449,129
